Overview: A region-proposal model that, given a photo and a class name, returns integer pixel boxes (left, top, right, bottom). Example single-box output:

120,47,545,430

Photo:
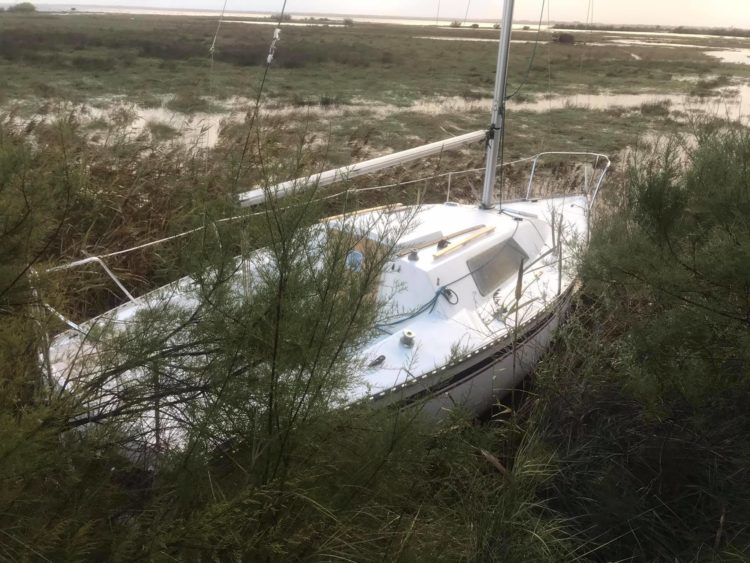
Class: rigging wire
505,0,546,101
207,0,230,126
463,0,471,24
208,0,229,62
576,0,594,105
545,0,553,150
232,0,289,191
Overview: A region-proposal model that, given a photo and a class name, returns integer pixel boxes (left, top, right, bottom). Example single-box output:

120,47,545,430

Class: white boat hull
366,285,575,418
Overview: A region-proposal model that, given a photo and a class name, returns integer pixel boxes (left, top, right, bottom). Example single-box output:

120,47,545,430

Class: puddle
608,39,704,48
84,102,240,147
705,49,750,65
344,20,552,29
510,85,750,121
417,35,721,51
415,36,540,44
8,84,750,148
222,20,344,28
4,98,244,148
267,87,750,122
582,41,704,49
554,28,750,41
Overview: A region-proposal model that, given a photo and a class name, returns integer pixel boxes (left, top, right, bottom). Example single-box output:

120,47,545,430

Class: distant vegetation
553,32,575,44
690,74,732,97
553,22,750,38
6,2,36,12
270,12,293,21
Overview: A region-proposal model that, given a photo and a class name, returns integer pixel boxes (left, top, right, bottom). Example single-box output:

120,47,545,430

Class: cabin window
466,239,528,296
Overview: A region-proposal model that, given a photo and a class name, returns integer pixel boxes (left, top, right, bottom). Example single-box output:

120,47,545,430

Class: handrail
523,151,611,205
47,256,138,303
522,151,611,209
42,151,610,278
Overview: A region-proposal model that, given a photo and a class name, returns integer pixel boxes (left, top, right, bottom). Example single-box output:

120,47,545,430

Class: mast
480,0,515,209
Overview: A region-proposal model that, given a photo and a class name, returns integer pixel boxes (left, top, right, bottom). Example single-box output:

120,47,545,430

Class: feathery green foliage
532,125,750,560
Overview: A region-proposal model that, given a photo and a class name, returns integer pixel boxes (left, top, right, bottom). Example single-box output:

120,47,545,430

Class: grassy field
1,11,747,173
0,12,747,103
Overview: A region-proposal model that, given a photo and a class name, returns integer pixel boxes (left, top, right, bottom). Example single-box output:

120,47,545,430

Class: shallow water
705,49,750,65
415,34,729,53
607,39,704,48
414,36,539,44
83,102,240,148
511,85,750,120
554,28,750,41
9,83,750,150
221,20,344,28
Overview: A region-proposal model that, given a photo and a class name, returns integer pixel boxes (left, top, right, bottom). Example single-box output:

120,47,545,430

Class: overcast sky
36,1,750,28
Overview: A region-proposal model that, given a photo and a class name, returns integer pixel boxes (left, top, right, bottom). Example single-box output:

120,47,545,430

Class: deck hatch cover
466,238,528,296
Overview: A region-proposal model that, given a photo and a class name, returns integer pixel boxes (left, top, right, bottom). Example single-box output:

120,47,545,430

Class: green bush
7,2,36,12
554,32,575,45
532,126,750,559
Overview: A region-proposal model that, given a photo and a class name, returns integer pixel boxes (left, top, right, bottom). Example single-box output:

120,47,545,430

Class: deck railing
35,150,610,332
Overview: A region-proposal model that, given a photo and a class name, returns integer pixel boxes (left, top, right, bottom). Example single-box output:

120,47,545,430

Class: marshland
1,6,749,561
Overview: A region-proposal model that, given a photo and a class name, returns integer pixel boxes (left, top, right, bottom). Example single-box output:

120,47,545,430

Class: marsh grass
639,99,672,116
1,13,744,107
690,74,733,97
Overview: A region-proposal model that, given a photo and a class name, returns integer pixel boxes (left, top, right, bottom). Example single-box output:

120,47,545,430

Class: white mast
480,0,515,209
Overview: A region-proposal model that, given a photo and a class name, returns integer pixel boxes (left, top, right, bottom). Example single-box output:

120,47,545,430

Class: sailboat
44,0,609,434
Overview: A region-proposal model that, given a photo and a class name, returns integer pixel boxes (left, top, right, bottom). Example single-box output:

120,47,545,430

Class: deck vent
400,329,416,348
